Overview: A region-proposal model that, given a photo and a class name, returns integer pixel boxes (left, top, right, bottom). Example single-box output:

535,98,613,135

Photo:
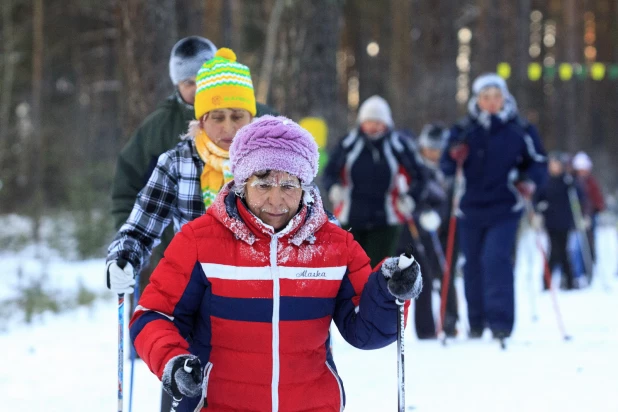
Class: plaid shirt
107,138,205,272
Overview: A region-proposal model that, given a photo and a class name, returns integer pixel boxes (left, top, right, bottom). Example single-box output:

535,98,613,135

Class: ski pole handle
169,359,196,412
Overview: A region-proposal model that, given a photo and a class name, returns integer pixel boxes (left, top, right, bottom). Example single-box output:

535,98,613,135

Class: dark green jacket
111,93,195,230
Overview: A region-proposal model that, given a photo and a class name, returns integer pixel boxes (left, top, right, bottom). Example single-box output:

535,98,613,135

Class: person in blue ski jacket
440,73,548,339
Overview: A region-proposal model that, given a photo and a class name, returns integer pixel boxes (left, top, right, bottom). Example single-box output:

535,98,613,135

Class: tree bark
256,0,285,103
115,0,176,138
31,0,44,239
0,0,15,151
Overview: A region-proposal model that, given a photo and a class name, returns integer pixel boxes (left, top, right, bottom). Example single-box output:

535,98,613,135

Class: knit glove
162,355,203,399
106,258,135,294
396,195,416,219
328,184,345,205
381,252,423,301
419,209,441,232
448,143,469,164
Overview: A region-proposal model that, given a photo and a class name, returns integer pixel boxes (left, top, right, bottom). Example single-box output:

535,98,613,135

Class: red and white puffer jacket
130,183,408,412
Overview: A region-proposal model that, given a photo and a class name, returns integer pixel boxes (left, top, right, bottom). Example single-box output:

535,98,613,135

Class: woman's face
477,87,504,114
201,109,252,150
360,120,388,139
245,171,303,230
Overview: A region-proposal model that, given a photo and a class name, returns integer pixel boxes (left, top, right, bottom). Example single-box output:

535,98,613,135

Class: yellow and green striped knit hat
194,48,257,119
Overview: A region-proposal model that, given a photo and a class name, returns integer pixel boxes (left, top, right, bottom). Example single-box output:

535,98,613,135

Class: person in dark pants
536,152,583,290
571,151,605,283
396,123,459,338
323,95,427,267
441,73,548,340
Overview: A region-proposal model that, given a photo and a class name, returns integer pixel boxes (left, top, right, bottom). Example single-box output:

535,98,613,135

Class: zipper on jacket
193,361,213,412
270,235,281,412
325,361,344,412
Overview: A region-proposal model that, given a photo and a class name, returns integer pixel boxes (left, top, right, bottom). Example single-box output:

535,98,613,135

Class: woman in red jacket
130,115,422,412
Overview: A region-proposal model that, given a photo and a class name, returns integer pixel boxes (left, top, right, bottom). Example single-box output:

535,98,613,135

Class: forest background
1,0,617,257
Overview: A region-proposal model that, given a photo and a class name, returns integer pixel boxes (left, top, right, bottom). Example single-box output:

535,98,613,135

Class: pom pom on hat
215,48,236,61
229,115,319,184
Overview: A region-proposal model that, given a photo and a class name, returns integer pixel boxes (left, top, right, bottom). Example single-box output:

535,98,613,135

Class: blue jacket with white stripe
440,115,548,224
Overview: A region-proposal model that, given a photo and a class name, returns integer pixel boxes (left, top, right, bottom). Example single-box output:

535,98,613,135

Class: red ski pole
437,163,464,344
526,203,572,341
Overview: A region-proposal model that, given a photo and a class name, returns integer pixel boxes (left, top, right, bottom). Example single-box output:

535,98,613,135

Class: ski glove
381,253,423,301
515,180,536,199
396,195,416,219
328,184,345,206
419,209,441,232
162,355,203,399
106,258,135,294
448,143,469,164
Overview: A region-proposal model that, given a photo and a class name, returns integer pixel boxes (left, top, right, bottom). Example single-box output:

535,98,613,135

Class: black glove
162,355,203,399
381,249,423,301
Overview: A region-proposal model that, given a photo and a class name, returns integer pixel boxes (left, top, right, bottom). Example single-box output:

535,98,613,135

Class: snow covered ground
0,225,617,411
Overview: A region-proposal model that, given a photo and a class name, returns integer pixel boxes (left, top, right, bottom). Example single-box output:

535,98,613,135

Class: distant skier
129,116,423,411
441,73,548,341
395,123,459,338
535,152,583,290
323,95,428,267
571,151,605,283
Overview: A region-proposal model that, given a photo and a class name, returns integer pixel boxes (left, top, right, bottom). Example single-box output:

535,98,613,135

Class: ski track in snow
0,228,617,411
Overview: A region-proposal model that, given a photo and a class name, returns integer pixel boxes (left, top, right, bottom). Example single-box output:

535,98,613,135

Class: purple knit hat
230,115,319,184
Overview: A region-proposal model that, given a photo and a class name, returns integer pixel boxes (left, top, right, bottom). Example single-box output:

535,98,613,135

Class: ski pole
118,293,125,412
128,274,141,412
405,217,425,255
437,162,464,341
567,186,594,281
523,205,539,321
429,230,447,274
526,201,571,340
396,298,405,412
535,233,572,341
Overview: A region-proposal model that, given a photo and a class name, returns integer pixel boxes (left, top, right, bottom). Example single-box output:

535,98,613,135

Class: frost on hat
472,73,510,97
169,36,216,85
572,151,593,171
357,95,394,127
229,115,319,184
